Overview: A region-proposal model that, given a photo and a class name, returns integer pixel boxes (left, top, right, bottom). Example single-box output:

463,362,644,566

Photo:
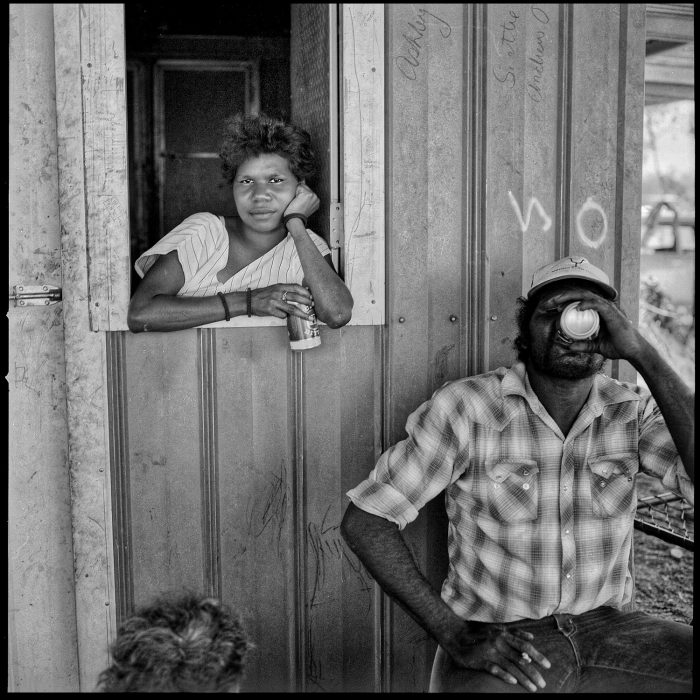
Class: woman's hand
283,182,320,221
250,283,314,319
442,621,550,693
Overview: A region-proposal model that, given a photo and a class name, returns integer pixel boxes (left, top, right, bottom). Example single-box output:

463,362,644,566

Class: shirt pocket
484,459,540,522
587,452,638,518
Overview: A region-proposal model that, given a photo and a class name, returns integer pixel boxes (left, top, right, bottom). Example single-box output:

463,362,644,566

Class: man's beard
529,332,606,379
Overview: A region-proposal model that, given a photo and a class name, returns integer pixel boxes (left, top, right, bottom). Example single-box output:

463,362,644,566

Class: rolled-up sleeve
638,395,694,506
347,391,464,529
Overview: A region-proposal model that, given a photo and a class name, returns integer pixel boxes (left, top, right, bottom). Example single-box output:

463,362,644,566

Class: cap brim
528,274,618,300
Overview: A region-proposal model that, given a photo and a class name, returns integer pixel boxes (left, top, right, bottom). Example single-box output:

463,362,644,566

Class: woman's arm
284,184,354,328
127,251,314,333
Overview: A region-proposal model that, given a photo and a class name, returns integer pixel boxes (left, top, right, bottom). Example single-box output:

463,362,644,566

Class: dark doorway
125,5,292,291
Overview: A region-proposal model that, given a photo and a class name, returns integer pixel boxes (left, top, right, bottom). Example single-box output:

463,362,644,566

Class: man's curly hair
219,113,316,184
96,592,252,692
513,294,536,361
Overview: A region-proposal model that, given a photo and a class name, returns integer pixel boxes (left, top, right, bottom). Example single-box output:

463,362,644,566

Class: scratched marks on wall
307,504,372,613
508,192,608,248
243,462,289,559
306,502,373,691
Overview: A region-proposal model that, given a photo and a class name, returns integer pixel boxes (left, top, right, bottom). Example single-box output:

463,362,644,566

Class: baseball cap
527,256,618,300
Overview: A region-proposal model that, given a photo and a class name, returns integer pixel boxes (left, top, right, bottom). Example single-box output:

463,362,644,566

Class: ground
633,528,693,624
632,291,694,625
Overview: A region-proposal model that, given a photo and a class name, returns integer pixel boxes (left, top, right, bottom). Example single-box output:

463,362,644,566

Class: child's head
96,591,252,692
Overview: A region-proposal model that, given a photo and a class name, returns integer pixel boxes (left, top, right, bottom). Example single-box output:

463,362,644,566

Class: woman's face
232,153,299,235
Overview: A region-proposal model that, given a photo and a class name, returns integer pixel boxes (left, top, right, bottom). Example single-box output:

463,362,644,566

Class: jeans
429,606,692,693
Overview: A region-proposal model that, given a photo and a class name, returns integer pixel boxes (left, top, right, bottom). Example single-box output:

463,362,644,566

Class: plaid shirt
347,361,692,623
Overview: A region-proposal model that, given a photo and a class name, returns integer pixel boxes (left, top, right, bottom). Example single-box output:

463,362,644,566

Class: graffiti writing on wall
508,192,609,249
492,5,551,103
395,8,452,80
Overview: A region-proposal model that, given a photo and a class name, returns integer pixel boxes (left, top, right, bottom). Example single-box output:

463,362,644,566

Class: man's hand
442,620,551,692
546,289,643,362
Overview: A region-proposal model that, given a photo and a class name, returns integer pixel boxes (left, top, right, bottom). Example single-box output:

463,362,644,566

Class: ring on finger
282,291,288,302
521,652,532,664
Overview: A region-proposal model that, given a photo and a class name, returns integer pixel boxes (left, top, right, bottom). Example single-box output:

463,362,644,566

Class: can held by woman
286,301,321,350
558,301,600,342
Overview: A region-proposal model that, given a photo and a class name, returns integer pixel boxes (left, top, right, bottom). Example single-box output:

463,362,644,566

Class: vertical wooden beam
79,3,131,330
8,4,79,690
53,3,117,690
342,4,385,325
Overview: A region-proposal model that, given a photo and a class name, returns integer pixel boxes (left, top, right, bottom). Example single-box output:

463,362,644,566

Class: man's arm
556,289,694,482
340,502,462,640
628,340,694,483
340,502,550,691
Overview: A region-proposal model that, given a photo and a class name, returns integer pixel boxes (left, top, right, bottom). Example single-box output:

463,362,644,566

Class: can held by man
558,301,600,342
287,301,321,350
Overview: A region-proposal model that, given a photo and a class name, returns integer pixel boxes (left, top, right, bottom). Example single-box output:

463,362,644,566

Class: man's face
527,282,606,380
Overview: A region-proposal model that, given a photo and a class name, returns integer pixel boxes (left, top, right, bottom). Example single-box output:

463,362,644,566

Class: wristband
217,292,230,321
283,213,308,229
246,287,252,317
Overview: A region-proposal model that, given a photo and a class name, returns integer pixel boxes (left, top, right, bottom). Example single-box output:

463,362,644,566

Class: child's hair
219,113,316,183
96,591,252,692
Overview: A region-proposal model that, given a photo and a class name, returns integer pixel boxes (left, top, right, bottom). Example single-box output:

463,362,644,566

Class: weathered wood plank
385,3,467,691
342,4,385,325
124,331,205,602
8,4,79,690
214,326,295,692
53,3,117,690
80,3,131,330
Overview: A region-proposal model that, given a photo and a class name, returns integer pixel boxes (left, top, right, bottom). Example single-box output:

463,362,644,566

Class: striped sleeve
307,230,331,257
133,213,226,284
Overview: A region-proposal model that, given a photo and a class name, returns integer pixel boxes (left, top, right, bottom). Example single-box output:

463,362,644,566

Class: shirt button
563,486,568,491
566,573,571,579
522,483,530,490
522,469,530,476
600,481,607,488
565,529,570,534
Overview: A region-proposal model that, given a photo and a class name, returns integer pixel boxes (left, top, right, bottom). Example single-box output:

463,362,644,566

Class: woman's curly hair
96,591,253,692
219,113,317,184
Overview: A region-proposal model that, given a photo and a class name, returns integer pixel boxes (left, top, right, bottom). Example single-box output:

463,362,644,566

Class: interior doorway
124,5,291,291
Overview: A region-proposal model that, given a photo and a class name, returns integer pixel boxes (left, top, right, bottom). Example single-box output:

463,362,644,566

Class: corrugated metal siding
109,3,646,693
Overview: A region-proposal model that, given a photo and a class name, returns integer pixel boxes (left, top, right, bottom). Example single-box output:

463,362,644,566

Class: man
96,591,252,692
341,256,693,693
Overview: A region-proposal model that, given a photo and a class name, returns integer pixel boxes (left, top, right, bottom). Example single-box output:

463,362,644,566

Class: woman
127,113,353,333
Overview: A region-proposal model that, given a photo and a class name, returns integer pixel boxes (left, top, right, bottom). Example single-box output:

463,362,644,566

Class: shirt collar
501,360,640,418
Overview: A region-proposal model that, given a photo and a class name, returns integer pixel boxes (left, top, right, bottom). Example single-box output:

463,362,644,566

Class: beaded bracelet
217,292,230,321
246,287,252,317
282,213,308,229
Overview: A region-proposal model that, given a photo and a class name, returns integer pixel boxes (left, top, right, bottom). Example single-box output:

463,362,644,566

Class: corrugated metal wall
108,3,645,693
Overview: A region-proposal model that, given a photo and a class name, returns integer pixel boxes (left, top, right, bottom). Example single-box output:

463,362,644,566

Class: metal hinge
9,284,62,307
329,201,343,272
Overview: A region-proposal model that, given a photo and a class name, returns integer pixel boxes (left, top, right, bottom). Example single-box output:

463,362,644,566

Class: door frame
52,2,386,688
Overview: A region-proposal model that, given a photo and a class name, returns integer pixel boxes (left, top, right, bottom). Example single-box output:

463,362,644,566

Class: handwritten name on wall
509,192,609,249
492,5,551,103
395,8,452,80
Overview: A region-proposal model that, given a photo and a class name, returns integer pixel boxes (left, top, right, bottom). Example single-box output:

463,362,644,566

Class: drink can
558,301,600,341
286,301,321,350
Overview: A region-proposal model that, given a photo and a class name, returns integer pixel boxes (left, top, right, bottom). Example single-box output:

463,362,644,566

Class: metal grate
634,491,694,551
